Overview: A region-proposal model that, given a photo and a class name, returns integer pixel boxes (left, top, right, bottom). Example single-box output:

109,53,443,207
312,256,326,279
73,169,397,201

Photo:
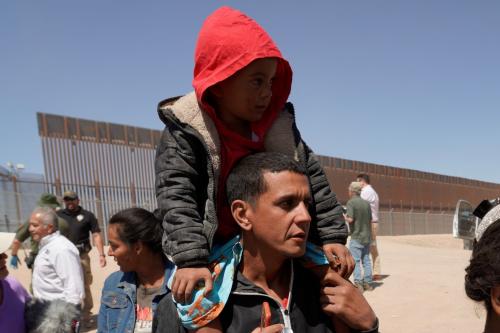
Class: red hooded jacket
192,7,293,242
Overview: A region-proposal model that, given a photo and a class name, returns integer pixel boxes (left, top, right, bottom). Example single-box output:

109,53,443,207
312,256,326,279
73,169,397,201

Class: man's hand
172,267,213,304
320,271,377,331
9,255,20,269
250,324,284,333
99,255,107,268
322,243,354,278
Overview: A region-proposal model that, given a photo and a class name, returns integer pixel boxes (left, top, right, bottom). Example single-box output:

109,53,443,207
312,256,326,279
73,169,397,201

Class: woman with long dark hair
98,208,173,333
465,204,500,333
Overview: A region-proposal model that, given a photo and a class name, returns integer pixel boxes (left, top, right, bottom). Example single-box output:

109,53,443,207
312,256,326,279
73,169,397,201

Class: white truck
453,198,500,249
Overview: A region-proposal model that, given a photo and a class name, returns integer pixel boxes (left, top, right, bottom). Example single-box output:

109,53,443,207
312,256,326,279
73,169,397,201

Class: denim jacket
97,262,173,333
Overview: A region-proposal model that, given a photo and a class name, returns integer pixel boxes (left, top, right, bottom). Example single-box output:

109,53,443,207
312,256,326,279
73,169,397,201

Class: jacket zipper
231,291,293,332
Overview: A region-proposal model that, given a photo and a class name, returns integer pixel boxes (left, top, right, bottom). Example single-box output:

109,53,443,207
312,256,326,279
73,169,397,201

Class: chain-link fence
1,179,454,243
378,210,453,236
0,178,157,244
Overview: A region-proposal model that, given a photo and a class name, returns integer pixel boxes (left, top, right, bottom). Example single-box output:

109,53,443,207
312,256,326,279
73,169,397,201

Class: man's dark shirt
153,261,379,333
57,206,100,246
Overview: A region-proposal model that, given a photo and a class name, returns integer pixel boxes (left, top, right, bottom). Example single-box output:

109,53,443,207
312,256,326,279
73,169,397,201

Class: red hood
192,6,292,137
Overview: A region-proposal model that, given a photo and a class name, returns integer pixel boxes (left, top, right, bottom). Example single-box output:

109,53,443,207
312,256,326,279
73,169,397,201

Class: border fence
2,111,492,242
1,178,453,242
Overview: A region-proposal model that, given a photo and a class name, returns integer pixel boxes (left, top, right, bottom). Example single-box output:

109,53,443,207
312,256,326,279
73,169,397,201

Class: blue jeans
349,239,373,284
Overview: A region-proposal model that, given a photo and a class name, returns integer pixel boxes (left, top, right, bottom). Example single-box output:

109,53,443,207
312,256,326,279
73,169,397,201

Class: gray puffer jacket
155,92,347,268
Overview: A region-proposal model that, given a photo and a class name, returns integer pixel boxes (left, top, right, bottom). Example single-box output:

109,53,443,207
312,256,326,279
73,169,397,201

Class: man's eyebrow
274,193,311,203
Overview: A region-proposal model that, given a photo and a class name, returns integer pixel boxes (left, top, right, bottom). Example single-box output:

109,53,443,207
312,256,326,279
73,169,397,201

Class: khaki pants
80,252,94,317
370,222,381,276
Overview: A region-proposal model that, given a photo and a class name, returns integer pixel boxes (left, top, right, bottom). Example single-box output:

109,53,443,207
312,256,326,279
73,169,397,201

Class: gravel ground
8,234,485,333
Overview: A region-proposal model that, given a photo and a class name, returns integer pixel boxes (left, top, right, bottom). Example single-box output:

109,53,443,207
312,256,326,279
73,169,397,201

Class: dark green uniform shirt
346,195,372,245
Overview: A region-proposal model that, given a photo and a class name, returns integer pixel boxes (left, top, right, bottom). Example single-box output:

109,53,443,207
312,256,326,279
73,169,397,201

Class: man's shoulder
154,290,185,333
362,185,378,197
80,207,96,218
51,234,79,254
346,197,359,205
56,209,70,218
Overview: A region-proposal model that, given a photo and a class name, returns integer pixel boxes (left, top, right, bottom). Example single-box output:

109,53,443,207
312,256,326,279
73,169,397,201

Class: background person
465,204,500,333
98,208,174,333
345,182,373,292
356,174,381,280
29,206,84,305
9,193,68,271
57,190,106,324
0,232,31,333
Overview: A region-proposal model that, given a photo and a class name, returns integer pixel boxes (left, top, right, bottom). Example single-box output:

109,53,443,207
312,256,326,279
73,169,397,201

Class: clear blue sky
2,1,500,183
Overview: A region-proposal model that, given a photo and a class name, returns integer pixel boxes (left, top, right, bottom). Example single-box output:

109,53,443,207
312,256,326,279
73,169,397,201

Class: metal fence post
425,211,429,234
389,208,394,236
12,175,22,225
55,177,62,197
424,209,427,234
130,182,137,207
409,209,414,235
94,180,106,243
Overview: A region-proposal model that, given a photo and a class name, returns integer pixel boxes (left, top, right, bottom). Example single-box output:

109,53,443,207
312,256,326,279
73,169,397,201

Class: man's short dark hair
357,173,370,184
226,152,306,205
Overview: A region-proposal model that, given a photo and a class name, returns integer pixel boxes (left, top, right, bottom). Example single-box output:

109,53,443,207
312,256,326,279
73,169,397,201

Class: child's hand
172,267,213,304
322,244,354,278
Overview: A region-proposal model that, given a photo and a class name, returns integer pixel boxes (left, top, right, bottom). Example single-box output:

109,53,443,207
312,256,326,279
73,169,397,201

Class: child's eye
250,78,263,87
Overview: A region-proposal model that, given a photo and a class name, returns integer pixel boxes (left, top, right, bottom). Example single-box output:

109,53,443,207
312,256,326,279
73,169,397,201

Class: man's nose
295,202,311,224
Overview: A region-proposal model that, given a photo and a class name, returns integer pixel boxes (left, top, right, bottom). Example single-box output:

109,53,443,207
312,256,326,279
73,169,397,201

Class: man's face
213,58,277,125
246,171,312,258
356,178,366,187
64,197,79,211
29,212,53,242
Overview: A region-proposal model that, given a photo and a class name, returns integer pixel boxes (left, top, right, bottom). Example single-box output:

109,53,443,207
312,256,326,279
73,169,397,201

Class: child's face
212,58,278,127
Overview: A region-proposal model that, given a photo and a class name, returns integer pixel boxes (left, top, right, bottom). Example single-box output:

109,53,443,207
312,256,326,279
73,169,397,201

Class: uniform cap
63,190,78,200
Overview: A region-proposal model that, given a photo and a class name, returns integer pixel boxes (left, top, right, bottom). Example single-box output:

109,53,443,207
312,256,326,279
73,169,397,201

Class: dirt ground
8,234,485,333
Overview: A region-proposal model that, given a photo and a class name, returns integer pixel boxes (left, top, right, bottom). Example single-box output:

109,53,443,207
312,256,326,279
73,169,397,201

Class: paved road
8,234,484,333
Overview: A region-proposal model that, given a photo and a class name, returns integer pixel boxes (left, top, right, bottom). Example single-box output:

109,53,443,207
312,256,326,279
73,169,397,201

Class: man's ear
491,286,500,316
231,200,252,231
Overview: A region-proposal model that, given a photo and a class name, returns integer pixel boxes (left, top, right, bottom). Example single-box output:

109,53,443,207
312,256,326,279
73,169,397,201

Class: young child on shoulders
155,6,353,331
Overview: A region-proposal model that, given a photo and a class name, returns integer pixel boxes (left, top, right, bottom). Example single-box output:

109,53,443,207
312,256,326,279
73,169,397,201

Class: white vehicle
453,198,500,249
